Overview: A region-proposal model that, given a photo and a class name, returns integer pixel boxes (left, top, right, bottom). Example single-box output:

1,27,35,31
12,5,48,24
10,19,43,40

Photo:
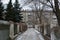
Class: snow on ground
15,28,44,40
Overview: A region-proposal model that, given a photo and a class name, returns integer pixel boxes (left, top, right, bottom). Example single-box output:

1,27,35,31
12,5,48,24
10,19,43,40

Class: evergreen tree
5,0,14,21
0,0,4,20
5,0,23,23
13,0,23,23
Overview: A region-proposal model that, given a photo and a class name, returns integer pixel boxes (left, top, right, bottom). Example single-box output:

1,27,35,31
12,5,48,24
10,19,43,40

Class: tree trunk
54,0,60,26
56,14,60,26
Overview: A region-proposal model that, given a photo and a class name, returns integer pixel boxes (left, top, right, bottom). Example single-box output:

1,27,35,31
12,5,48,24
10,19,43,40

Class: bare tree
28,1,49,34
38,0,60,26
28,0,60,26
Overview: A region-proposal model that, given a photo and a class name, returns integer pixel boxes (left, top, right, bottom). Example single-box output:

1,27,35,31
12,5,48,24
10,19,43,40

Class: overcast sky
1,0,32,10
2,0,14,4
2,0,58,11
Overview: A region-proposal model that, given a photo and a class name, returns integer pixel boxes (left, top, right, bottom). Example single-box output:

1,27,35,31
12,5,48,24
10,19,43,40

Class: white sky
2,0,15,4
1,0,31,10
1,0,57,11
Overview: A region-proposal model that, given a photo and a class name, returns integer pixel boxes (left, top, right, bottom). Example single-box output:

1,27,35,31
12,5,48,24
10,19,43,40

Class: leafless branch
21,0,53,9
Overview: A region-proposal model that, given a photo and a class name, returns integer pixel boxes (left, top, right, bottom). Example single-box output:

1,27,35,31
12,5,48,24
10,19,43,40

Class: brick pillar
17,23,20,33
44,23,47,35
9,21,14,39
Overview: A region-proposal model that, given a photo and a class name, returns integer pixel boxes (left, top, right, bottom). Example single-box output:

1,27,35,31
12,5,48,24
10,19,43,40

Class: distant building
0,10,58,39
21,10,58,36
21,10,58,28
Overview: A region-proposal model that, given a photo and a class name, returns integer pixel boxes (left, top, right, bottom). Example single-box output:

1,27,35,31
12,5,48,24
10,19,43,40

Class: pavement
15,28,44,40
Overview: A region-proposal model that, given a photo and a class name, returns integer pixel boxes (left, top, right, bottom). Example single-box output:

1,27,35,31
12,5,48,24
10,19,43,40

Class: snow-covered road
15,28,44,40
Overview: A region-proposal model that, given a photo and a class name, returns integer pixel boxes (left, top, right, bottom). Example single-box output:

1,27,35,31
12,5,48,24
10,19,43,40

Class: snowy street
15,28,44,40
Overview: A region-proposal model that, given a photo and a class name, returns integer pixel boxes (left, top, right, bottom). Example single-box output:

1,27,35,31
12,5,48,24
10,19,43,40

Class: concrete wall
0,29,9,40
0,24,9,40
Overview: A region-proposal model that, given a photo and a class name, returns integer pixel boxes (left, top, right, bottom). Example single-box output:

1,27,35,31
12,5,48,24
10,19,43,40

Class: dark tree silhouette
5,0,23,23
46,0,60,26
54,0,60,26
0,0,4,20
5,0,14,21
13,0,23,23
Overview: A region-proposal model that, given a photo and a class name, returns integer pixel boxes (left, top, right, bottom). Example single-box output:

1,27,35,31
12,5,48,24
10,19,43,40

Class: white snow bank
0,20,9,25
